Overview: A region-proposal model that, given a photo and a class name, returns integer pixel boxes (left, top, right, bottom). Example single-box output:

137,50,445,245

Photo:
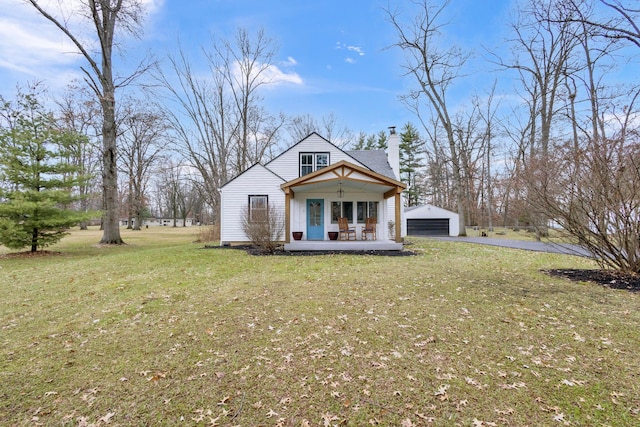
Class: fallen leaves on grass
321,412,339,426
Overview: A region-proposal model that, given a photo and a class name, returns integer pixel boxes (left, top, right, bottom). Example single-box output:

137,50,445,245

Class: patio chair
362,217,377,240
338,217,356,240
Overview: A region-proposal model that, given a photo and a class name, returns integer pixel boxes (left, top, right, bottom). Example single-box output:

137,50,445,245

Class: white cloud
0,3,83,76
144,0,164,14
347,45,365,56
231,61,303,87
336,42,365,56
0,0,162,88
284,56,297,66
263,63,304,86
335,42,365,65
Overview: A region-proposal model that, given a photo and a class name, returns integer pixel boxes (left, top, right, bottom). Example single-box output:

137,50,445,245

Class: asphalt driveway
428,236,592,257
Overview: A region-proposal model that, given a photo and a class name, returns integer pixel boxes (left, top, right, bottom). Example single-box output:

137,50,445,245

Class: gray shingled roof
347,149,397,180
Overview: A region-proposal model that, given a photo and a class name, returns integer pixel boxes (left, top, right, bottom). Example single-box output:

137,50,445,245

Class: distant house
219,131,407,251
119,218,194,227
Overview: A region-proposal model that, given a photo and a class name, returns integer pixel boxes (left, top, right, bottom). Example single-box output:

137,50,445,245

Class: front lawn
1,227,638,426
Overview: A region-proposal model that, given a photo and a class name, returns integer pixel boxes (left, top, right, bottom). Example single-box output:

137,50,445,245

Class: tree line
1,0,639,273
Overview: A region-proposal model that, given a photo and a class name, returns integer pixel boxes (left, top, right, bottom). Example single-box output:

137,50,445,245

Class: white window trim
300,152,330,176
248,195,268,222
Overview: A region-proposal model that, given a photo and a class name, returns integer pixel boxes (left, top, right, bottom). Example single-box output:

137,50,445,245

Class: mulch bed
544,268,640,292
204,244,417,257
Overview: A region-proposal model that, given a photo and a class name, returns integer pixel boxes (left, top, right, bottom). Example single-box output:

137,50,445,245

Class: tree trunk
453,158,467,236
134,207,143,231
173,205,177,227
127,177,133,229
99,83,123,244
31,228,38,252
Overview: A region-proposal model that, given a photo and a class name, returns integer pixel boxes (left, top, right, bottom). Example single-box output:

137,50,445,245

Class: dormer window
300,152,329,176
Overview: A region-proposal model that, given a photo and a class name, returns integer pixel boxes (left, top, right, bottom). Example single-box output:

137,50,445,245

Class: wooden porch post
284,189,291,243
395,190,402,243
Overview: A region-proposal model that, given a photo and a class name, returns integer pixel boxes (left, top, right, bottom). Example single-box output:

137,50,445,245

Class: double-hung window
248,195,268,222
357,201,379,223
331,201,353,223
300,152,329,176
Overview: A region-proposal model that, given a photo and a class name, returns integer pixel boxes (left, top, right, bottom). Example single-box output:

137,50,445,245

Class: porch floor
284,240,403,251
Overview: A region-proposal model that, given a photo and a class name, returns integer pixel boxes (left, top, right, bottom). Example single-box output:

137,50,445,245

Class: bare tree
491,0,580,238
476,83,501,232
118,102,166,230
155,49,231,217
27,0,151,244
529,105,640,273
213,28,286,174
422,116,453,209
175,181,200,227
155,27,284,222
56,83,103,229
451,104,488,228
287,113,353,147
156,160,181,226
154,159,201,227
560,0,630,145
521,0,640,272
499,0,579,158
563,0,640,48
386,0,470,235
240,202,284,253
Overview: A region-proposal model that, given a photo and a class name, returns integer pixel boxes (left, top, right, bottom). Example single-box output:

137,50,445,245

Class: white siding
220,164,285,243
266,134,365,181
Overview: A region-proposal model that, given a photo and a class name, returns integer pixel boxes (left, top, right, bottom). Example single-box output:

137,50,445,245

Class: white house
219,130,407,250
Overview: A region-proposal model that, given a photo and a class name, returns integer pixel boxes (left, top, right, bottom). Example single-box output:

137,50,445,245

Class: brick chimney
388,126,400,180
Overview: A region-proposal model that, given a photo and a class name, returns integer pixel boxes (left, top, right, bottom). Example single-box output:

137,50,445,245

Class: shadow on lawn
0,250,62,258
544,268,640,292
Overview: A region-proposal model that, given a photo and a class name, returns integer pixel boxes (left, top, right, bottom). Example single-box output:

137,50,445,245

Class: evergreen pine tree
352,130,388,150
0,90,92,252
399,122,426,207
374,130,388,149
352,131,368,150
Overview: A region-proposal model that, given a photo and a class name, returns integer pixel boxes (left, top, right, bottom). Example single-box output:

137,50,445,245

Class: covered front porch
280,160,406,251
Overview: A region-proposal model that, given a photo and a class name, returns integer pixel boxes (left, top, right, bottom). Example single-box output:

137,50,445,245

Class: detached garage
405,204,460,237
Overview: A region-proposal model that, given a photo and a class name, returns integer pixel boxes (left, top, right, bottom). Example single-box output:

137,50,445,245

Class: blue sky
0,0,514,136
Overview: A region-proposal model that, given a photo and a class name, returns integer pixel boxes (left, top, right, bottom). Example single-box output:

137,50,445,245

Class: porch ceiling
289,178,393,195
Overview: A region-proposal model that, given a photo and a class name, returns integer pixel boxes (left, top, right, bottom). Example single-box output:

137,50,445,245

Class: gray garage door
407,219,450,236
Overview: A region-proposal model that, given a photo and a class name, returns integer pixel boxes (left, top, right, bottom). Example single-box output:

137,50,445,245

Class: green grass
1,227,639,426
